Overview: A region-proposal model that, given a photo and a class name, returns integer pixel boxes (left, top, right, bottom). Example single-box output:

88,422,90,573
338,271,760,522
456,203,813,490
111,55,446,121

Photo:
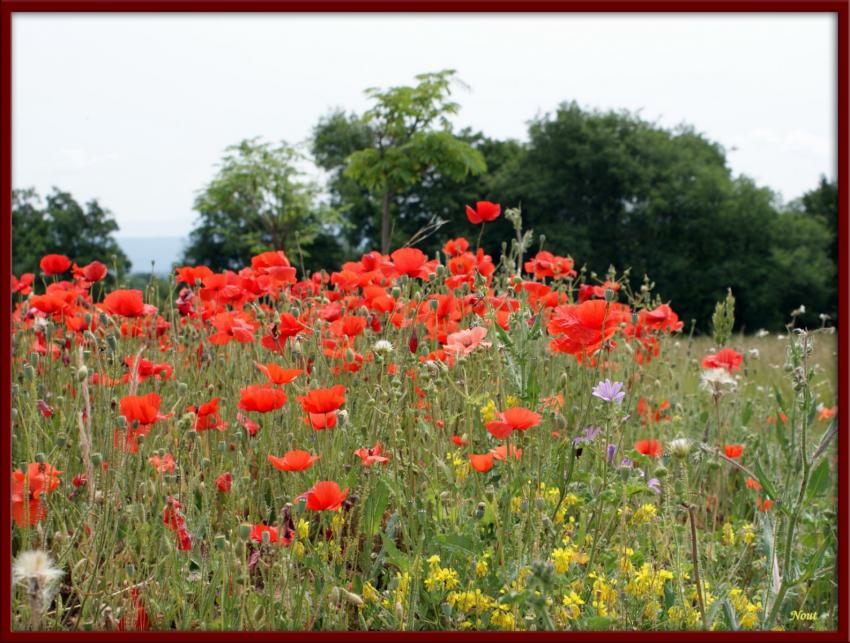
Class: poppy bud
23,364,35,380
117,415,127,428
125,563,135,577
106,334,117,353
238,524,252,540
177,381,188,393
99,312,109,326
56,432,67,447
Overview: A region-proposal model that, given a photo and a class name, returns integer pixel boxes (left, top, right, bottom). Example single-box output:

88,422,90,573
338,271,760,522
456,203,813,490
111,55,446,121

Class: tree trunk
380,190,392,254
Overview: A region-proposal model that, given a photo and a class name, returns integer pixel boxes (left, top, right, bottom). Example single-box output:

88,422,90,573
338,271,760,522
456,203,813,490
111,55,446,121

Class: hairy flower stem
683,503,707,630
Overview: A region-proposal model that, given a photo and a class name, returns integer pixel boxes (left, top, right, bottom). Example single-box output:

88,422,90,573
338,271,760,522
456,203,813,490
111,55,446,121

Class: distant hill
117,236,186,276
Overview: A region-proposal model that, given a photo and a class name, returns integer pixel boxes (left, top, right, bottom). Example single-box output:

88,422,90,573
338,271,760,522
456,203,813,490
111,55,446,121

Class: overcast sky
13,13,836,238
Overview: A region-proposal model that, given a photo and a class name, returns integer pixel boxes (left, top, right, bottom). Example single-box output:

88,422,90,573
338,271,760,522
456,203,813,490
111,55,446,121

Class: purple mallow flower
647,478,662,495
592,379,625,404
607,444,617,463
574,426,602,445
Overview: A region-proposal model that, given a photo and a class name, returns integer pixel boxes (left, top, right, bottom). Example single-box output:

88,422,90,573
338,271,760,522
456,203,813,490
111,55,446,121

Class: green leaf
435,533,475,556
752,459,789,516
362,479,391,538
741,402,753,426
806,459,831,502
583,616,613,630
721,598,739,630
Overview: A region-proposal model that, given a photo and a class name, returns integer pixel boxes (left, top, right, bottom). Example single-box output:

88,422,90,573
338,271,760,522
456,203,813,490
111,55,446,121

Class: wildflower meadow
10,203,838,632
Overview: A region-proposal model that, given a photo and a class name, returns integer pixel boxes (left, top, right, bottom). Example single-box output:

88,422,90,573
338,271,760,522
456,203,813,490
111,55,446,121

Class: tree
12,187,131,278
313,112,520,258
342,70,487,253
182,138,341,272
482,102,835,331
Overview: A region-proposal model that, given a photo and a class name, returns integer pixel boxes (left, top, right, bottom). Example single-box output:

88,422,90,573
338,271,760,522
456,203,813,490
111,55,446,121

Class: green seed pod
76,366,89,381
125,563,135,577
201,458,211,469
35,452,46,463
177,381,188,394
214,534,228,551
23,364,35,380
56,433,67,448
91,452,103,466
653,466,668,479
238,524,252,540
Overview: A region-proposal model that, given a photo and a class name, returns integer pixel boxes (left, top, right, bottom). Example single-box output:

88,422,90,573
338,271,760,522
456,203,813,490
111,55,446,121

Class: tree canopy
340,70,487,253
12,188,131,279
181,138,341,272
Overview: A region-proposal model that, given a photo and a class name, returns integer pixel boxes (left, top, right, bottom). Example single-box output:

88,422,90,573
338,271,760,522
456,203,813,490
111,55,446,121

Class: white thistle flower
756,329,770,338
13,549,64,624
669,438,692,459
700,367,737,394
372,340,394,354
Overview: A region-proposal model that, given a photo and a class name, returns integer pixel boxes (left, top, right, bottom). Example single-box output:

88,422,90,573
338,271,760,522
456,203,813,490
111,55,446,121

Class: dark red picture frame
0,2,847,641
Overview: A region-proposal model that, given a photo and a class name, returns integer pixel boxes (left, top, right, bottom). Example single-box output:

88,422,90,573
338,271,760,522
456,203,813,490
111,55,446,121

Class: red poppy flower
188,397,227,432
298,481,349,511
268,450,320,472
702,348,743,373
724,444,744,459
354,442,389,466
638,304,683,332
818,405,836,421
40,254,71,276
490,444,522,461
75,260,108,283
746,477,763,490
215,472,232,493
120,393,164,426
465,201,501,224
102,289,146,318
148,453,176,473
757,497,774,512
254,362,303,385
548,300,631,361
469,452,495,472
634,439,663,458
390,247,431,279
11,462,62,527
443,237,470,257
485,407,542,439
238,384,287,413
451,435,468,446
250,524,279,544
298,385,346,429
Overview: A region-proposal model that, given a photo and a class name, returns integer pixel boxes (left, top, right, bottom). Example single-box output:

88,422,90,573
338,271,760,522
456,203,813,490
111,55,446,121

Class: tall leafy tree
342,70,487,253
313,112,519,258
12,187,131,278
183,138,341,272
